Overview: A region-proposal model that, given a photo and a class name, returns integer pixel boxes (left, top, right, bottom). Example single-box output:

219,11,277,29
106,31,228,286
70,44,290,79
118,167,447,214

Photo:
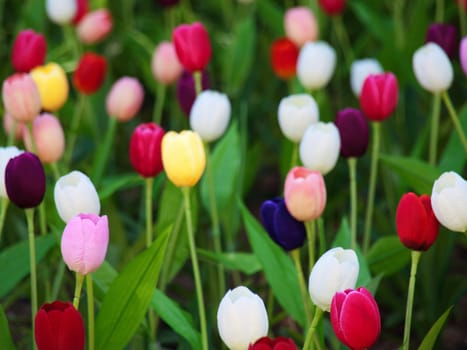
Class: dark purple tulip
260,197,306,251
426,23,458,58
176,70,210,116
5,152,46,208
335,108,369,158
158,0,180,7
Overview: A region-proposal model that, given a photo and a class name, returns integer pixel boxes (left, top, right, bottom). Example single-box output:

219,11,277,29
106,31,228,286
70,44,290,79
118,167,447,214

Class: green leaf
95,228,169,350
255,0,283,38
240,202,306,326
0,305,16,350
197,249,262,275
0,234,56,298
418,306,453,350
99,173,143,200
366,236,411,276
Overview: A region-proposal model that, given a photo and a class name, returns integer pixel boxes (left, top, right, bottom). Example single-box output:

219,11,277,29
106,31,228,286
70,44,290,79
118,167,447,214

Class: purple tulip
335,108,369,158
426,23,458,58
176,70,210,116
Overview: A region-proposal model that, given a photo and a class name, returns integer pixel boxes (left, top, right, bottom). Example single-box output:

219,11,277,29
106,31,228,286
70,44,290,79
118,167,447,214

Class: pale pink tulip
2,73,41,123
106,77,145,122
284,7,318,47
152,41,183,85
77,9,113,44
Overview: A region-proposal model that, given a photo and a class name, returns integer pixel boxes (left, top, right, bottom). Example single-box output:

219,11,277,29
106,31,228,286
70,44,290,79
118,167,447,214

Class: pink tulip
106,76,145,122
284,7,318,47
11,29,47,73
2,73,41,123
77,9,113,44
359,72,398,122
151,41,184,85
173,22,212,72
460,37,467,75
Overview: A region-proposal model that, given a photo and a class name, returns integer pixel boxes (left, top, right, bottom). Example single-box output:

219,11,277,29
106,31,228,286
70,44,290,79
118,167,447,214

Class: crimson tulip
249,336,297,349
73,53,107,94
270,37,299,79
359,72,398,121
334,108,369,158
426,23,458,58
318,0,346,15
173,22,212,72
11,29,46,73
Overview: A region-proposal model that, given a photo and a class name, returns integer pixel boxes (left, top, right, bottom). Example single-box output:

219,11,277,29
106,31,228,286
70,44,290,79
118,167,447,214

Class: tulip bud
189,90,231,142
54,170,100,223
73,53,107,95
173,22,211,73
35,301,85,350
412,42,453,93
284,7,318,47
3,113,26,141
331,288,380,350
129,123,165,178
359,72,398,121
30,62,69,112
426,23,458,58
217,286,269,350
297,41,336,91
270,37,299,80
161,130,206,187
72,0,89,25
460,37,467,75
318,0,346,15
11,29,47,73
249,336,297,350
278,93,319,143
177,70,210,115
260,197,307,251
0,146,24,198
106,77,144,122
77,9,113,45
2,73,41,123
284,167,326,222
431,171,467,233
5,152,46,209
308,247,359,311
334,108,369,158
350,58,383,97
299,121,341,175
61,213,109,275
151,41,183,85
46,0,77,24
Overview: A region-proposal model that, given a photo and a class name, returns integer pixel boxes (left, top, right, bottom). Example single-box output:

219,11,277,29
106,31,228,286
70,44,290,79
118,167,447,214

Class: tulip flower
413,42,453,93
334,108,369,158
129,123,165,178
308,247,359,311
260,197,307,251
278,94,319,143
54,170,100,223
299,121,341,175
72,0,89,25
173,22,212,72
217,286,269,350
249,336,297,350
77,9,113,44
30,62,69,112
284,7,318,47
189,90,231,142
11,29,47,73
3,113,26,141
426,23,458,58
431,171,467,233
2,73,41,123
297,41,336,91
270,38,299,80
35,301,85,350
331,287,381,350
73,53,107,95
46,0,77,24
359,72,398,121
350,58,383,97
106,76,144,122
158,0,180,6
318,0,346,15
0,146,24,198
151,41,183,85
460,37,467,75
177,70,210,115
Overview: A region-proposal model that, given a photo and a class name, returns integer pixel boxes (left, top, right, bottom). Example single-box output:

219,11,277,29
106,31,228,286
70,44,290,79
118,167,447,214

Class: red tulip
248,336,297,349
35,301,85,350
270,38,299,80
73,53,107,94
173,22,212,72
359,72,398,121
318,0,346,15
11,29,47,73
72,0,89,25
396,192,439,251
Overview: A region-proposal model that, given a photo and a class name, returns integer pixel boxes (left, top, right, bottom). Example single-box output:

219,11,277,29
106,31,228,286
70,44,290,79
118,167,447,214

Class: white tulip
278,94,319,143
431,171,467,233
297,41,336,91
0,146,24,198
190,90,231,142
54,170,100,223
308,247,359,312
413,42,453,93
217,286,268,350
350,58,383,97
46,0,77,24
299,121,341,175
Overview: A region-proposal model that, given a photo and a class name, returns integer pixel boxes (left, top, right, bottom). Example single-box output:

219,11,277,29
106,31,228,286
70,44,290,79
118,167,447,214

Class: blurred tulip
331,287,380,350
431,171,467,233
177,70,210,115
278,93,319,143
106,77,144,122
72,0,89,25
318,0,346,15
61,213,109,275
30,62,69,112
350,58,383,97
459,0,467,11
299,121,341,175
3,113,25,141
0,146,24,198
359,72,398,121
334,108,369,158
249,336,297,350
270,37,299,80
151,41,183,85
284,7,318,47
129,122,165,178
308,247,359,311
297,41,336,91
54,170,100,223
162,130,206,187
34,301,85,350
5,152,46,209
217,286,269,350
11,29,47,73
46,0,77,24
190,90,231,142
413,42,453,93
173,22,212,72
73,52,107,94
77,9,113,44
460,37,467,75
2,73,41,123
158,0,180,7
260,197,307,251
426,23,458,58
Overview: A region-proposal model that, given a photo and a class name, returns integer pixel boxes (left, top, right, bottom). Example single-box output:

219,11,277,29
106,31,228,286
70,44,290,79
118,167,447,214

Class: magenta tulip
359,72,398,122
173,22,212,72
11,29,47,73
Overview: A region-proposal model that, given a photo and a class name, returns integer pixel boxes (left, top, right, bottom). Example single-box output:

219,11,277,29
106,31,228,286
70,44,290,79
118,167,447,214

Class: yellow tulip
30,62,69,111
162,130,206,187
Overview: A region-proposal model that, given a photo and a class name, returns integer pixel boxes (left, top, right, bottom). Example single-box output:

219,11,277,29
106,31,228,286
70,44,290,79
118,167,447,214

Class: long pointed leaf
0,305,16,350
418,306,453,350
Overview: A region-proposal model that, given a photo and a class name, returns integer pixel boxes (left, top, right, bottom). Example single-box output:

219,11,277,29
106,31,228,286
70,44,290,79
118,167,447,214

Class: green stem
51,260,66,300
50,162,61,182
72,272,85,309
181,187,208,350
92,116,118,187
429,92,441,166
25,208,37,350
435,0,444,22
302,307,323,350
363,122,381,253
86,274,95,350
290,249,312,325
402,250,422,350
332,15,353,67
290,142,299,169
393,0,405,49
441,91,467,155
305,220,316,272
64,93,86,167
193,71,202,96
317,217,325,257
348,158,357,250
63,24,81,58
145,178,155,247
153,83,166,125
7,120,16,146
38,202,47,236
459,2,467,37
0,197,9,244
